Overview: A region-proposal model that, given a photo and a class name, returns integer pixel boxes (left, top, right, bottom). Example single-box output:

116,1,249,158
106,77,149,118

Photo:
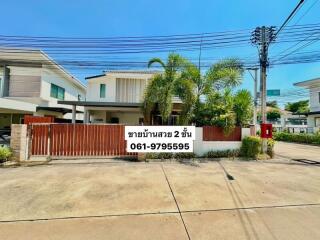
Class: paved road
0,160,319,239
275,141,320,161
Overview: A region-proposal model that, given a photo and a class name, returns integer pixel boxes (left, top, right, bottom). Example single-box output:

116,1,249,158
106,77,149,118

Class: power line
293,0,320,25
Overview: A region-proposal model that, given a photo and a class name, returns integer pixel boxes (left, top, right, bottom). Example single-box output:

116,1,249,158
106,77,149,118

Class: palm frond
148,58,166,69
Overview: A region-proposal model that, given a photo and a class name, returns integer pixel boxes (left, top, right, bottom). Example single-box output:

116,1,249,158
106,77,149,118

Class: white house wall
41,68,85,109
110,112,143,125
87,76,116,102
309,87,320,112
86,72,154,103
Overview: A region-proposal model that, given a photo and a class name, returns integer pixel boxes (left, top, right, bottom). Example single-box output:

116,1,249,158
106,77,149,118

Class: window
318,92,320,103
50,84,65,100
110,117,119,123
100,84,106,98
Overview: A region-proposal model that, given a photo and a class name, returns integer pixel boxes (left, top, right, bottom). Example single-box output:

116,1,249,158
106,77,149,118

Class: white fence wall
193,127,250,156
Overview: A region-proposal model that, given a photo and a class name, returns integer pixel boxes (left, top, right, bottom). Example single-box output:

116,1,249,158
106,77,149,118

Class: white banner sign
125,126,196,152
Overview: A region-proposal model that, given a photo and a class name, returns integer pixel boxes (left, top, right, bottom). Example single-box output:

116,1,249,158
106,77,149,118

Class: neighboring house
59,70,182,125
294,78,320,131
0,48,86,129
257,107,308,132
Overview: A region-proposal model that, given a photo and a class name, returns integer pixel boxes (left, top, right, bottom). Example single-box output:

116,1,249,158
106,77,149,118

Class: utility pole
251,26,276,153
250,0,306,153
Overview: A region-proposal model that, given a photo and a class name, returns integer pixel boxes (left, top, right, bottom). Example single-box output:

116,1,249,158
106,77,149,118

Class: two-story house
0,48,86,129
294,78,320,130
58,70,182,125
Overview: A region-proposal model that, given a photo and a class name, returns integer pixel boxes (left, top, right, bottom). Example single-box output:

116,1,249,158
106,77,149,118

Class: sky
1,0,320,106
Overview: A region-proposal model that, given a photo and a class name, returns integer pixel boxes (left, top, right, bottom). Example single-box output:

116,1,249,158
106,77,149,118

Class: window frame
50,83,65,100
100,84,106,98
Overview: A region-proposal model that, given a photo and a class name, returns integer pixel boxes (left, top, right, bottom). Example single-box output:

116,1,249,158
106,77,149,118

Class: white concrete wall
193,127,250,157
87,76,116,102
86,72,154,103
89,110,143,125
41,68,85,108
309,87,320,112
110,112,143,125
307,115,320,127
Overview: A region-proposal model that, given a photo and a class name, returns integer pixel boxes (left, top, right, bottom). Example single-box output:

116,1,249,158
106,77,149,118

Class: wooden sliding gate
30,124,136,157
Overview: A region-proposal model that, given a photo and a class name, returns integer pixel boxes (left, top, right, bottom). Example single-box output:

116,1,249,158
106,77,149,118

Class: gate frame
29,123,137,159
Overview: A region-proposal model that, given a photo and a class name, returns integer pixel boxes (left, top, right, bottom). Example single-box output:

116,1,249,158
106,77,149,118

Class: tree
267,109,281,121
143,54,245,132
233,89,253,126
199,89,236,134
143,53,187,124
179,58,244,126
266,100,279,108
285,100,309,114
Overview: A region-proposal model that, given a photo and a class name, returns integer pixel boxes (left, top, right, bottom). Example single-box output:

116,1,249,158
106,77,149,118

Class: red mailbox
260,123,273,138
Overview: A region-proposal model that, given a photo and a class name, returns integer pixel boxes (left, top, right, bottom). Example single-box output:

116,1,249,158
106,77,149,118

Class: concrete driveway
0,160,319,240
275,141,320,161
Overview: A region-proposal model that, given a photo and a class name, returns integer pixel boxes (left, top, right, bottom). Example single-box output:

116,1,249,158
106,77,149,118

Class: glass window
100,84,106,98
50,84,65,100
318,92,320,103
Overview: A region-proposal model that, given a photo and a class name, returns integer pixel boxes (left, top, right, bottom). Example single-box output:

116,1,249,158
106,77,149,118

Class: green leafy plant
0,146,12,163
204,149,240,158
240,136,262,159
273,132,320,145
143,53,187,124
285,100,309,114
267,139,275,158
233,89,253,127
174,152,196,159
145,152,174,160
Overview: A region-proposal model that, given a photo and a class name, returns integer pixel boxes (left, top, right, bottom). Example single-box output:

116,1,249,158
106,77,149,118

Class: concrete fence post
10,124,28,162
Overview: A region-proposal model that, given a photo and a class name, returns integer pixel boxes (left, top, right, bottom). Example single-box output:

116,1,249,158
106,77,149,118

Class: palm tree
233,89,253,126
179,58,244,126
143,53,187,124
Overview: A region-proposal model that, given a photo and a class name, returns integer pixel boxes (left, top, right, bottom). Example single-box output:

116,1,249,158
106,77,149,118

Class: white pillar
84,108,90,123
72,105,76,124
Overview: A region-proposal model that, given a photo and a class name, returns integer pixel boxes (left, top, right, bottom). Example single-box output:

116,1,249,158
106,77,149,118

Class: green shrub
145,152,174,159
273,132,320,145
240,136,262,158
0,146,12,163
174,152,196,159
205,149,240,158
267,139,275,158
146,152,196,160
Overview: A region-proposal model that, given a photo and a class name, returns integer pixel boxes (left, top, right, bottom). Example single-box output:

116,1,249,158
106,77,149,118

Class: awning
58,101,141,108
36,106,83,114
308,111,320,116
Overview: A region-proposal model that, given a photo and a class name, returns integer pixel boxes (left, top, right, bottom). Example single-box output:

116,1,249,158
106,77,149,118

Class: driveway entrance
0,160,320,239
275,141,320,161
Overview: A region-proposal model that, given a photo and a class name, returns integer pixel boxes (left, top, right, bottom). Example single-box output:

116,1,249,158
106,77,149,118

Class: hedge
273,132,320,145
240,136,275,159
204,149,240,158
146,152,196,160
0,146,12,163
240,136,261,158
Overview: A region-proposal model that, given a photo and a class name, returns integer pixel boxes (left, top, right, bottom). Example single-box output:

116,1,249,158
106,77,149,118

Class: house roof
85,74,106,80
0,48,86,91
85,70,161,80
294,78,320,89
105,70,161,74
